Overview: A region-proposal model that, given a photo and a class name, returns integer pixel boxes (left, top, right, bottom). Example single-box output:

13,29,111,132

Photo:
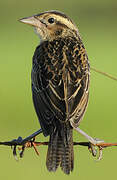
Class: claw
10,136,24,160
12,145,18,161
94,138,104,161
97,146,103,161
11,139,40,159
19,145,25,158
88,139,104,161
18,137,40,156
88,143,97,157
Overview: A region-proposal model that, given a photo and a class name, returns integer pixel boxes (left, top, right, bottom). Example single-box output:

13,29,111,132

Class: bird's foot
7,129,43,160
88,138,105,160
73,127,105,160
10,136,39,160
10,136,23,160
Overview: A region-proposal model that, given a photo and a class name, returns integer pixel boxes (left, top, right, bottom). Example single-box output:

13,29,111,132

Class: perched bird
20,11,90,174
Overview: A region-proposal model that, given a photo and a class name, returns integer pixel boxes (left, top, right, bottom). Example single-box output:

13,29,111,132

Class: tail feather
46,131,61,171
60,130,74,174
46,123,74,174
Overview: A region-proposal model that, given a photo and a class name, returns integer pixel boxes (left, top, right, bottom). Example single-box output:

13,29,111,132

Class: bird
19,10,90,175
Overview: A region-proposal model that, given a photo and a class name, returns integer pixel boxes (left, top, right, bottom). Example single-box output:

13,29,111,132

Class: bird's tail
46,123,74,175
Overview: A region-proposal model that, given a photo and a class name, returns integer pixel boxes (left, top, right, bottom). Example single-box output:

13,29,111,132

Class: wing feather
31,39,90,136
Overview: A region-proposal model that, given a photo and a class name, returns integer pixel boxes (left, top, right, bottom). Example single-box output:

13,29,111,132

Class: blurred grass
0,0,117,179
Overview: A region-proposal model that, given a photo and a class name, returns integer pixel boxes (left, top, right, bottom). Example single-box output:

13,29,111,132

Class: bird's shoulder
32,37,89,89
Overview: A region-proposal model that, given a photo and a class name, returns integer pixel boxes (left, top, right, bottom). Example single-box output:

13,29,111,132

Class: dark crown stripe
37,10,73,23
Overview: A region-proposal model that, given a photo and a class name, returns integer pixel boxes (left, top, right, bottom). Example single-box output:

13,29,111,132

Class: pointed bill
19,16,43,28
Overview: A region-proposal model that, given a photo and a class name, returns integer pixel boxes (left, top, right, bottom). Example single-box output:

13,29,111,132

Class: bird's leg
74,127,104,160
10,128,43,158
74,127,104,145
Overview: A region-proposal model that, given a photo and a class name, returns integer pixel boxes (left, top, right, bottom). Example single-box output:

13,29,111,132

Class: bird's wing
32,41,90,136
64,43,90,127
31,43,67,136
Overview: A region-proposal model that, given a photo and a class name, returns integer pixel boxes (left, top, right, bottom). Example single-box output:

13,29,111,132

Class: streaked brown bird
20,11,92,174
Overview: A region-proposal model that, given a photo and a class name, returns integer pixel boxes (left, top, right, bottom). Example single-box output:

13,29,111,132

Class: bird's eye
48,18,55,24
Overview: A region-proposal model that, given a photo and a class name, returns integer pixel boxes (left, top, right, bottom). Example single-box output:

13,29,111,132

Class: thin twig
91,67,117,81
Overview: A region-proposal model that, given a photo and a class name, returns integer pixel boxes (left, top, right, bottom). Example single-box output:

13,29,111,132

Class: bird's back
32,36,90,134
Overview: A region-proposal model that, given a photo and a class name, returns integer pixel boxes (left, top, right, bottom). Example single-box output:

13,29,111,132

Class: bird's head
19,10,79,41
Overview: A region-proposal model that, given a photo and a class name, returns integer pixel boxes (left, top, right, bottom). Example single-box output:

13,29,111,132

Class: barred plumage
46,122,73,174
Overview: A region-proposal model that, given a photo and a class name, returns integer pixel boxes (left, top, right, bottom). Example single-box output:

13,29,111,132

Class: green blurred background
0,0,117,179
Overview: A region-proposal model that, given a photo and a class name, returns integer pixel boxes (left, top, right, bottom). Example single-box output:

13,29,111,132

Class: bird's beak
19,16,43,28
